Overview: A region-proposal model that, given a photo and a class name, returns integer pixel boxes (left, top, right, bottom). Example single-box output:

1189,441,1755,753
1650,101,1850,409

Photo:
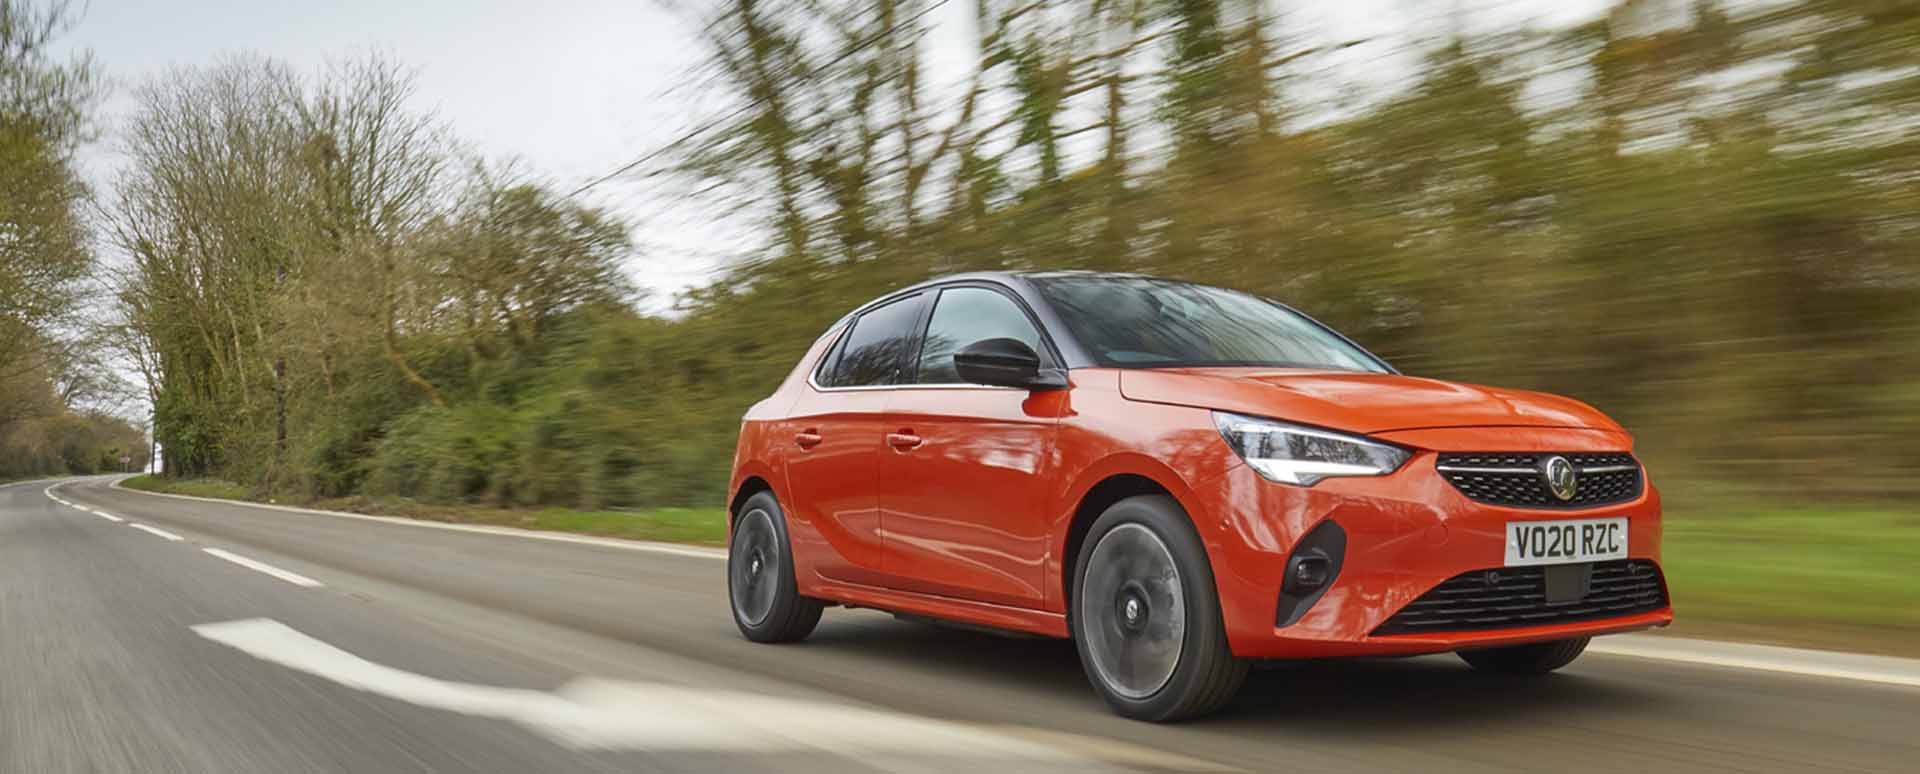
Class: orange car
726,272,1671,721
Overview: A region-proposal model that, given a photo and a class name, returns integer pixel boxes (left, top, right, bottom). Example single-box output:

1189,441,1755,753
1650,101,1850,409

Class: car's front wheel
728,492,824,643
1458,637,1591,674
1071,494,1247,722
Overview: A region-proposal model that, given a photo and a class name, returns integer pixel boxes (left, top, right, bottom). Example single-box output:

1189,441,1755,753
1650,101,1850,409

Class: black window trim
808,291,930,391
809,321,853,389
808,280,1064,392
908,281,1063,387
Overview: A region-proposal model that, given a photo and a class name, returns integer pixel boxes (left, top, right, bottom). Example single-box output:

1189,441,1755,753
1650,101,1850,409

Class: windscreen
1029,276,1389,372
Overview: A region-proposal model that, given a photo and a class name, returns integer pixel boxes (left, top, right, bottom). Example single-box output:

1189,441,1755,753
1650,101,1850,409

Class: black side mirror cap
953,338,1067,391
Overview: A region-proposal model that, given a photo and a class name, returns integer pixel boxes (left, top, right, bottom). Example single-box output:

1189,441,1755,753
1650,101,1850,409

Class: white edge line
1588,640,1920,689
203,548,323,588
109,478,726,561
129,523,183,541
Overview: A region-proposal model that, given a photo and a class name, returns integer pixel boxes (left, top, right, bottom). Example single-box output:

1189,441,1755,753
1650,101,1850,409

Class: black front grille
1437,452,1642,509
1372,559,1668,636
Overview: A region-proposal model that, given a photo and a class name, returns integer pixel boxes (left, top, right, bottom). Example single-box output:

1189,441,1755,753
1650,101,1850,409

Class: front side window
817,294,927,387
916,287,1047,384
1030,276,1389,372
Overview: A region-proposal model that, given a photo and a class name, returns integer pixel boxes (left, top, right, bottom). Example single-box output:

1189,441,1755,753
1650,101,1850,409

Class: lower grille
1372,559,1668,636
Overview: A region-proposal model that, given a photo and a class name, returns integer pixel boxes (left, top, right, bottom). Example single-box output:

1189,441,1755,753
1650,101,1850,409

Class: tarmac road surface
5,476,1915,773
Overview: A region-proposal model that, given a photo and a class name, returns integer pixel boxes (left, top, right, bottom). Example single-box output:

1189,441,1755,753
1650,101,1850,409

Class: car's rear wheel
728,492,823,643
1458,637,1590,674
1071,495,1247,722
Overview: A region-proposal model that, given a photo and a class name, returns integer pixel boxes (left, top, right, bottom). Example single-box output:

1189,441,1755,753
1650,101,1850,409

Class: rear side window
816,294,927,387
916,287,1046,384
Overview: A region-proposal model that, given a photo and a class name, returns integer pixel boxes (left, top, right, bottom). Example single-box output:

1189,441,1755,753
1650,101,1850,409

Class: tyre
728,492,824,643
1071,494,1248,722
1458,637,1590,674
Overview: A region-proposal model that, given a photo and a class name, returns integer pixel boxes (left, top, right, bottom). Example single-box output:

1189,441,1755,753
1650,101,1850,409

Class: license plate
1504,517,1627,567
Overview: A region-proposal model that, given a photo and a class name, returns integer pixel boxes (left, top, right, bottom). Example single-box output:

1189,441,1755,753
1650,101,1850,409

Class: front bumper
1195,449,1671,660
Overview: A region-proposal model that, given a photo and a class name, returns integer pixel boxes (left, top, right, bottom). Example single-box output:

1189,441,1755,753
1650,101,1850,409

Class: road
4,477,1916,773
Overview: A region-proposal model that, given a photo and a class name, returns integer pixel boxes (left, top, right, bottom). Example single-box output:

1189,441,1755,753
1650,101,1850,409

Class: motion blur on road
6,476,1918,773
3,0,1917,771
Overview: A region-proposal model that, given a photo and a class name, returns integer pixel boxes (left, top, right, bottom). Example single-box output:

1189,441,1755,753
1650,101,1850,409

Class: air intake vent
1372,559,1668,636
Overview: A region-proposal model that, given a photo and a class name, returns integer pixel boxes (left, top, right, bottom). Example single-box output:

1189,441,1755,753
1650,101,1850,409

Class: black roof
831,270,1398,374
854,270,1164,312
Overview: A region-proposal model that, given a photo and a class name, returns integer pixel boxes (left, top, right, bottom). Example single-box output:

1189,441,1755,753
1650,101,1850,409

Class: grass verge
1659,505,1920,657
115,475,1917,656
120,474,252,501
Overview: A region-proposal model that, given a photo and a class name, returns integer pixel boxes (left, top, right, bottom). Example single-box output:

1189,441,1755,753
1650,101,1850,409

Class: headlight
1213,411,1411,486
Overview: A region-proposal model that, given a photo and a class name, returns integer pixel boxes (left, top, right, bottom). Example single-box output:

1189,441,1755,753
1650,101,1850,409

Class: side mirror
954,338,1067,391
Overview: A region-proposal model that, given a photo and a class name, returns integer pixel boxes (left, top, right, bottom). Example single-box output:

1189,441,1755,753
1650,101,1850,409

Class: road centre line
129,523,184,541
202,548,324,588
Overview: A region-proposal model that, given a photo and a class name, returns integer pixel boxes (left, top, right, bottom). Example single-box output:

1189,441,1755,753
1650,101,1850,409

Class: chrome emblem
1542,455,1578,501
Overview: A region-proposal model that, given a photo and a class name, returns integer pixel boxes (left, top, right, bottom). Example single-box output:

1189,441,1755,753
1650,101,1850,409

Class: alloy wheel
1079,523,1187,700
729,508,781,627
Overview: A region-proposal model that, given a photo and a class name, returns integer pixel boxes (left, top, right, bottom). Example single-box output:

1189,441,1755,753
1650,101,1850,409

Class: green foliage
0,1,134,480
0,397,150,479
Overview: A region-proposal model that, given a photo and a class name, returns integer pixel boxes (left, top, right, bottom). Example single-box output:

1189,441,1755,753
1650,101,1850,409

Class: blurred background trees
652,0,1920,504
1,0,147,479
62,0,1920,510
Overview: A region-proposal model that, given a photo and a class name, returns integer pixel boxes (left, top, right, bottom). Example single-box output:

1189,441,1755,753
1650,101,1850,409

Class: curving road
5,476,1916,773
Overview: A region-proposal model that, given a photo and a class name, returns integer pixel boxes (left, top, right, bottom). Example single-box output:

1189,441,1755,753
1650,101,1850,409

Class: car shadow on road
804,614,1670,734
1221,657,1662,738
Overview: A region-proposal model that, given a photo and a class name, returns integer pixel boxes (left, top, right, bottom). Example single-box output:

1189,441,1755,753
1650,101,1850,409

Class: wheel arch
727,467,783,543
730,475,775,519
1053,456,1213,613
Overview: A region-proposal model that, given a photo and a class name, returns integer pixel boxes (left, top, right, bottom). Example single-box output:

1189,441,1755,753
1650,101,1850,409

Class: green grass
1663,506,1920,631
520,507,727,545
120,474,253,501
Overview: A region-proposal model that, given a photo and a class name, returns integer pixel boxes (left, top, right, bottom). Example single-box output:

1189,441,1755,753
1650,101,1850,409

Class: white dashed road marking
202,548,323,588
129,523,184,541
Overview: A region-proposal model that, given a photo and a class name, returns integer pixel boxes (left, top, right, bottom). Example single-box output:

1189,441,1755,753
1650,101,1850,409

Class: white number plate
1504,517,1628,567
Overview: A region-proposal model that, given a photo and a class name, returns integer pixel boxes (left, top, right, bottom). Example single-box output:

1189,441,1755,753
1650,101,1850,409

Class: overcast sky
56,0,1615,299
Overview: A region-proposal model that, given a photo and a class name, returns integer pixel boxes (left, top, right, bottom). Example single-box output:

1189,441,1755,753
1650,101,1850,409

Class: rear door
879,284,1065,607
781,293,929,588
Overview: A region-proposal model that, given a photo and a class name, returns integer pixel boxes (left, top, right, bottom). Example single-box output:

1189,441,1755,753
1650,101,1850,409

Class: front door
879,285,1065,607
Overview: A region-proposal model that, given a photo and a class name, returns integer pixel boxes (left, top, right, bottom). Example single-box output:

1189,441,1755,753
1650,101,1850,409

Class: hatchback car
726,272,1671,721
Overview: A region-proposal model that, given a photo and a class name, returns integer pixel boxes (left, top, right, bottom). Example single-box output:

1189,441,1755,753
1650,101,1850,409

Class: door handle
795,430,824,450
886,431,924,451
